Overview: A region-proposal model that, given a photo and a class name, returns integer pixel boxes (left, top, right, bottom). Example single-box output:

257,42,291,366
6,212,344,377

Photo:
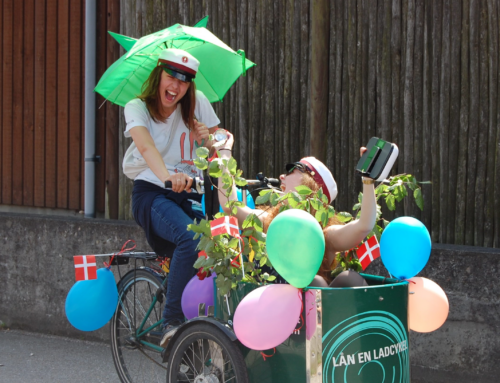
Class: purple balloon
181,273,216,319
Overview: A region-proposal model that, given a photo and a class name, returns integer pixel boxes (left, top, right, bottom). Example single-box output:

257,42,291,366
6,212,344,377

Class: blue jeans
150,195,204,326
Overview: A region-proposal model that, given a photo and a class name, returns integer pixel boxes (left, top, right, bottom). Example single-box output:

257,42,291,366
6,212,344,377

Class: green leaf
336,211,353,223
267,275,276,282
294,185,313,195
193,157,208,170
255,192,271,205
352,203,361,211
270,192,280,206
195,146,209,159
385,194,396,211
208,160,223,178
414,188,424,210
235,177,247,187
394,184,407,202
193,256,206,269
228,157,237,175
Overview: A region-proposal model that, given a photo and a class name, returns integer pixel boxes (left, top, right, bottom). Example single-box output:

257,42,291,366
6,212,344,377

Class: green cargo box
214,274,410,383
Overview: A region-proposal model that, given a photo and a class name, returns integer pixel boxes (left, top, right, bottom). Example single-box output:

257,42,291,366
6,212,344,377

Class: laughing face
158,70,190,117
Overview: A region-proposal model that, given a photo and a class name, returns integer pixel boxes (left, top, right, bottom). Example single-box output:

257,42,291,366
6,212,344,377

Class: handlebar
164,173,280,194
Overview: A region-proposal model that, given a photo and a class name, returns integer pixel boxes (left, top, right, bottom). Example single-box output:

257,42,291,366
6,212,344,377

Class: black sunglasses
285,162,313,175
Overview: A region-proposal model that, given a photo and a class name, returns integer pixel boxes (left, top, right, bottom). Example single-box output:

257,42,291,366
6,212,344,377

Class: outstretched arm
323,147,377,256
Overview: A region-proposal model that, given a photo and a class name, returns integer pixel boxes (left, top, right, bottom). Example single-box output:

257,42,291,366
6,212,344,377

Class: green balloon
266,209,325,288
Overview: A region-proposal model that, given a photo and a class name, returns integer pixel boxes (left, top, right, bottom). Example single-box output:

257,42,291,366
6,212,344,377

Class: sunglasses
285,162,313,175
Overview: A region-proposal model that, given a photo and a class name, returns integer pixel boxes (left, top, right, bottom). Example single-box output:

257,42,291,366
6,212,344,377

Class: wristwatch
362,177,375,185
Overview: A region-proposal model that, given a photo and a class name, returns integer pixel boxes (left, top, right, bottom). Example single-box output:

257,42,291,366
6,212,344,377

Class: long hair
259,172,343,284
138,66,197,130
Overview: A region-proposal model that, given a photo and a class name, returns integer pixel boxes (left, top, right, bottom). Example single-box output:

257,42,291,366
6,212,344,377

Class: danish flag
210,216,240,237
356,236,381,270
74,255,97,281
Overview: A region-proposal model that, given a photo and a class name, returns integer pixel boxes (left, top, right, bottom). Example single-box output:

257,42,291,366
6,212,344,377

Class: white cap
157,48,199,82
299,157,338,203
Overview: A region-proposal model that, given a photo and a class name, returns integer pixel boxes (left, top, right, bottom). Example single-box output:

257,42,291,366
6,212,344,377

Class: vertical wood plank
421,0,433,228
474,0,489,246
326,0,338,171
412,0,424,221
439,0,451,243
391,0,402,160
494,0,500,247
403,0,416,215
57,0,70,208
34,0,46,207
68,0,82,210
2,0,13,205
12,0,24,206
0,0,3,197
430,0,443,241
23,0,34,206
45,0,57,208
446,0,462,242
455,0,470,244
466,0,480,245
484,0,498,247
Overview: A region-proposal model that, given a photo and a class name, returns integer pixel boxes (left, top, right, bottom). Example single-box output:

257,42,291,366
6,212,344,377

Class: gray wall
1,213,498,382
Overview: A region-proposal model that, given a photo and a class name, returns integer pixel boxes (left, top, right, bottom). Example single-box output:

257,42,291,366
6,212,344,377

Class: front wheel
166,322,249,383
110,269,167,383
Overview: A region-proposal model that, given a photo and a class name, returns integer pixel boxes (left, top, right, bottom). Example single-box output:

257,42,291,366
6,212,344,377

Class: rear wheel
166,322,248,383
110,269,167,383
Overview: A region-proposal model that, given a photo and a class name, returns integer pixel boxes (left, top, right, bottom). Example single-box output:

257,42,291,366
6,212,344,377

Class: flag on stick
210,216,240,237
74,255,97,281
356,236,381,270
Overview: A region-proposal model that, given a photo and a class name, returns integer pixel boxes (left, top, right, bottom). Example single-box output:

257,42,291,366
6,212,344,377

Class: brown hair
259,172,343,284
138,66,197,130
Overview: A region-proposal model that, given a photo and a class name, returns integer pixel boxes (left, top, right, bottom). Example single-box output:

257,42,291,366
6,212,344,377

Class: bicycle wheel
166,322,249,383
111,269,167,383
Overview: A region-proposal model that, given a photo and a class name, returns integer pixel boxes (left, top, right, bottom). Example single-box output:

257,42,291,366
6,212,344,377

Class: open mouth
165,90,177,102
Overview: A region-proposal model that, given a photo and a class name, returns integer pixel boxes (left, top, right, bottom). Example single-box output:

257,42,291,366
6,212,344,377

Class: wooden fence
0,0,85,211
113,0,500,248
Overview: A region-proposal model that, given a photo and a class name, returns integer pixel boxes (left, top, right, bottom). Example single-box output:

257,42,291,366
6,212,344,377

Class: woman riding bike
123,48,221,348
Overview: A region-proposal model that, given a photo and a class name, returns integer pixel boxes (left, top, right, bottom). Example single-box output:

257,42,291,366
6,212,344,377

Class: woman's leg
150,196,200,326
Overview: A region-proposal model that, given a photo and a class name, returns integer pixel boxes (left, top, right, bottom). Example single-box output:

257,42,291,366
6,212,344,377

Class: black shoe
160,320,183,348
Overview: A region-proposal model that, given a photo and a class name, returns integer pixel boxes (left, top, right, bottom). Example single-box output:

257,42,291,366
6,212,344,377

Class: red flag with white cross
74,255,97,281
356,235,381,270
210,216,240,237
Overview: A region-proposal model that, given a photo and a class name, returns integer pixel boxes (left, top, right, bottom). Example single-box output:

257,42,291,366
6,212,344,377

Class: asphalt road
0,330,120,383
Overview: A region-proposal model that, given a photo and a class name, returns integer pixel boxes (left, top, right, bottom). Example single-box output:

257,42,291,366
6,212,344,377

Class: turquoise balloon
65,268,119,331
380,216,431,279
266,209,325,288
202,187,255,215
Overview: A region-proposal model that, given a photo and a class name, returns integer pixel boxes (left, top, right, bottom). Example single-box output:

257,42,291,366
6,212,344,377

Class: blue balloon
202,187,255,215
65,268,118,331
380,217,431,279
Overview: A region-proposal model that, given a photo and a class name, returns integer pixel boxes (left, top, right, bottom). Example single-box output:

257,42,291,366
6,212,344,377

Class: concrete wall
1,213,498,382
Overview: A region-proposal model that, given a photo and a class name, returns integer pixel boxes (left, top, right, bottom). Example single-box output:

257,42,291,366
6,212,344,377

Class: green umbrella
95,23,255,106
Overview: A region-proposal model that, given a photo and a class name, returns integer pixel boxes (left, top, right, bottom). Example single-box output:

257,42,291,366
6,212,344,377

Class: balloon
380,216,431,279
329,270,368,288
305,290,317,341
202,187,255,215
181,273,216,319
233,284,302,350
65,268,118,331
408,277,449,332
266,209,325,288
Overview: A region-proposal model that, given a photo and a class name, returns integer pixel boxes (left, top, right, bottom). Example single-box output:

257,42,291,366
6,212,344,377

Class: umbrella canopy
95,23,255,106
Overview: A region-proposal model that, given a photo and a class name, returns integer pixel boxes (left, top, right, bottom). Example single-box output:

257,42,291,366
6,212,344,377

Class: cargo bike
109,176,411,383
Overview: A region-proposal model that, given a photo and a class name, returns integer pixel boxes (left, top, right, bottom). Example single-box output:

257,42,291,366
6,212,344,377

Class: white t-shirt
124,90,220,187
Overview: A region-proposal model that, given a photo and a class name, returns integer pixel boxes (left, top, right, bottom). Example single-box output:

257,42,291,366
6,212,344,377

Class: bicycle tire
166,322,249,383
110,269,167,383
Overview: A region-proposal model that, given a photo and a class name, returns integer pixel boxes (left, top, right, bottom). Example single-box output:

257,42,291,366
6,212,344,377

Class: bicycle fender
162,317,237,363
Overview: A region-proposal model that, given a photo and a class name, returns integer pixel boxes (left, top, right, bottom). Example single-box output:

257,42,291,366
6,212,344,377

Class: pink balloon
305,290,317,341
408,277,449,333
181,273,216,320
233,284,302,350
